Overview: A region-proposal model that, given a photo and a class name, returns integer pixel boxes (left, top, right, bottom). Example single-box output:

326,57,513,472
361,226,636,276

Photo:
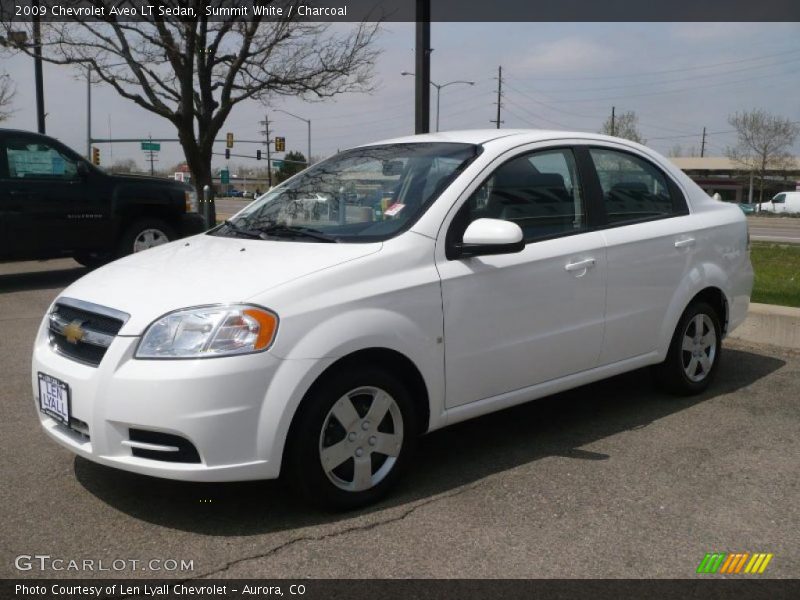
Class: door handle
565,258,596,272
674,237,696,248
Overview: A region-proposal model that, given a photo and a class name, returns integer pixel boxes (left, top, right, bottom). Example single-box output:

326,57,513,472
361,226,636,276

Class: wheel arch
278,347,431,477
659,268,731,359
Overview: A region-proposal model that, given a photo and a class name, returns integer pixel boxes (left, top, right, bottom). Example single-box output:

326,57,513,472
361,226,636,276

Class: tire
286,366,418,510
73,251,112,269
654,301,722,396
117,218,176,257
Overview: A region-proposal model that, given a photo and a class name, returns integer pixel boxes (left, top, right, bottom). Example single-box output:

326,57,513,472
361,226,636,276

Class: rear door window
589,148,683,226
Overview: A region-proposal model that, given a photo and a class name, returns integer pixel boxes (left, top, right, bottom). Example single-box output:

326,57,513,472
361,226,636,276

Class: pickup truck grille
48,299,129,367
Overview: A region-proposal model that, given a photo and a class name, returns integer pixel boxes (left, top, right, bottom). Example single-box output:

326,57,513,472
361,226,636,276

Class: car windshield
212,142,479,242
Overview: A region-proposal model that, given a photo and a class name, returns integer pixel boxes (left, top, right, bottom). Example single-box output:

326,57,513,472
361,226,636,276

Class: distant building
670,157,800,203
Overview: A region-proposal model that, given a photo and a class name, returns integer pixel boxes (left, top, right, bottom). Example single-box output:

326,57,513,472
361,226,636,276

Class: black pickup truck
0,129,206,267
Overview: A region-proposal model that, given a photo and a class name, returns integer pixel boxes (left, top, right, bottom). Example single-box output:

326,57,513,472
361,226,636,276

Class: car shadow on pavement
74,346,785,536
0,263,88,293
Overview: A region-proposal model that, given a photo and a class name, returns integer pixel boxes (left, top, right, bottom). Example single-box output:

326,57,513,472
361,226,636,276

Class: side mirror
457,218,525,258
76,161,90,178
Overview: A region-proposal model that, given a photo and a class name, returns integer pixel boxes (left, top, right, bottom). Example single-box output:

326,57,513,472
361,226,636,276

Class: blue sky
2,21,799,173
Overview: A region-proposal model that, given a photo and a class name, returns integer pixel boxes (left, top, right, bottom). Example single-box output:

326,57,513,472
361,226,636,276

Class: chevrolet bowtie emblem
63,320,86,344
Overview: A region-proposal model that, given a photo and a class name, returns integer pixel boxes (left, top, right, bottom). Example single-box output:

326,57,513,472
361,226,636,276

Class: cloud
516,37,618,75
670,22,798,41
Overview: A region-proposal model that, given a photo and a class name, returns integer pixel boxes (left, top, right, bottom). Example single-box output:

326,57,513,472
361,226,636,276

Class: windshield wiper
220,220,263,239
255,224,339,243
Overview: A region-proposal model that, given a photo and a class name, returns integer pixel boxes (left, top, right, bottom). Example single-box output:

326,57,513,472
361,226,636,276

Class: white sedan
32,130,753,509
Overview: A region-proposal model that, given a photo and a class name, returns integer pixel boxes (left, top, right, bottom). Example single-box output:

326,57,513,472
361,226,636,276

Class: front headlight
136,305,278,359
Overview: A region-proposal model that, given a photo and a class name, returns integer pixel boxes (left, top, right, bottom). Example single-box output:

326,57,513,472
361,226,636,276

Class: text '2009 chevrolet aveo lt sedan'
32,130,753,509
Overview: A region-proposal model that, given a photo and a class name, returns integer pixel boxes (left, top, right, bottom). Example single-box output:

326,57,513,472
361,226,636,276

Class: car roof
360,129,637,148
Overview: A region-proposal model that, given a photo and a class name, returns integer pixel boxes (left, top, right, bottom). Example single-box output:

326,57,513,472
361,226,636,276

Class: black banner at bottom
3,579,800,600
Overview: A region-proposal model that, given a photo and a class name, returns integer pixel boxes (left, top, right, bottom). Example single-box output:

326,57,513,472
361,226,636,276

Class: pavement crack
194,483,481,580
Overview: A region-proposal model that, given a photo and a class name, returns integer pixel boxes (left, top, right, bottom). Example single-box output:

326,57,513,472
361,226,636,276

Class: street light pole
274,108,311,167
402,73,475,132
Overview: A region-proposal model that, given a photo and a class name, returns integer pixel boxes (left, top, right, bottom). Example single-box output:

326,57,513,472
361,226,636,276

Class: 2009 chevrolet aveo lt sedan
33,130,753,509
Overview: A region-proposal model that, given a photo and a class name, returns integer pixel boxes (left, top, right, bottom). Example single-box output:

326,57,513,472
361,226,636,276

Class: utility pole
700,127,707,158
86,66,92,159
148,134,155,176
415,0,431,134
490,66,503,128
260,114,273,188
32,0,45,133
610,106,616,137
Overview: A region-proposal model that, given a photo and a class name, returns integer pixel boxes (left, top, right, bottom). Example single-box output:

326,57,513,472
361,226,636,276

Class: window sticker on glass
384,203,405,217
51,155,66,175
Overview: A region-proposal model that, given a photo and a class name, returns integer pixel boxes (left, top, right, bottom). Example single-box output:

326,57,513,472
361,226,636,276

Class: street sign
220,169,230,184
141,141,161,151
272,160,284,168
226,133,234,148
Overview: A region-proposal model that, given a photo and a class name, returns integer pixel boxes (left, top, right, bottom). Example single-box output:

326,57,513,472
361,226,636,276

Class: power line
503,47,800,82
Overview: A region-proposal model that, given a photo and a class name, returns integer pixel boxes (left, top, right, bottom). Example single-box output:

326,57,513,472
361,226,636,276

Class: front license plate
38,372,70,425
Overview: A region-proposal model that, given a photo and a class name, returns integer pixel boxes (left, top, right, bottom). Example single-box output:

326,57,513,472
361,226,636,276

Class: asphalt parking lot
1,259,798,579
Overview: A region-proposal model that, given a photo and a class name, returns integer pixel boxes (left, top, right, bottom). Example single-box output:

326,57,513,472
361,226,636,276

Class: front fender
258,307,445,475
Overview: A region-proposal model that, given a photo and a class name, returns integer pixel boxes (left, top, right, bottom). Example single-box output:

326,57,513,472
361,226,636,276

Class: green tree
275,151,307,184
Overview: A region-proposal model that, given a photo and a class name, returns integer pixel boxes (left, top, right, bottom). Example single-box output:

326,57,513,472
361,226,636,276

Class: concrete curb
728,302,800,350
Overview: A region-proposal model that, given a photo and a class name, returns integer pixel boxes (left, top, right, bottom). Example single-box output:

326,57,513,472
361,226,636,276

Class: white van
761,191,800,214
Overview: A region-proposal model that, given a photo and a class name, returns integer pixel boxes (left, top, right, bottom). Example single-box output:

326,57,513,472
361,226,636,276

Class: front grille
128,429,202,463
48,298,128,367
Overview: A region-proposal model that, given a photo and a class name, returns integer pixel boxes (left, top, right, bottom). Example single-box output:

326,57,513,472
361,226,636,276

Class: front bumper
31,318,287,482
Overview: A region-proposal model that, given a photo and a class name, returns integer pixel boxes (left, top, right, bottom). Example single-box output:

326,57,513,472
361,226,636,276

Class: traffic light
274,136,285,152
91,147,100,165
256,150,261,160
225,149,230,160
226,132,234,148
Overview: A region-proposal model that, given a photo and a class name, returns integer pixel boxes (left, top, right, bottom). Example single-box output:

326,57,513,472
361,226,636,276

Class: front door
437,147,607,408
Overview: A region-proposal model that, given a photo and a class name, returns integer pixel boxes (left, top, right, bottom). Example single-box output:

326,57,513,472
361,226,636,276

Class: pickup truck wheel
118,219,176,256
287,366,417,510
73,251,112,269
655,301,721,396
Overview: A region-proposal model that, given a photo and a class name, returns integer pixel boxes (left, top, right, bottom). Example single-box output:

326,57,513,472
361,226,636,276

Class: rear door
0,133,103,259
585,145,693,365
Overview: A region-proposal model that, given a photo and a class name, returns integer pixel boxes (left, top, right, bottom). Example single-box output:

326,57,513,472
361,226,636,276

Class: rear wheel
118,218,175,257
655,301,722,395
287,366,417,510
73,251,112,269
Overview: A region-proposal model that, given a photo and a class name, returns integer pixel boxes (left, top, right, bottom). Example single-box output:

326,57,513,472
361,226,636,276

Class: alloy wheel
133,228,169,252
318,386,404,492
681,313,717,383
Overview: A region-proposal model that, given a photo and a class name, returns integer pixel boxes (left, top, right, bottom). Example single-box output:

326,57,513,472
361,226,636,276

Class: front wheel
286,366,417,510
654,301,722,396
118,218,176,257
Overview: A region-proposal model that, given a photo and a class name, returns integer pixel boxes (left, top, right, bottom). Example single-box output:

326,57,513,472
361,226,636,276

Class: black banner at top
1,0,799,23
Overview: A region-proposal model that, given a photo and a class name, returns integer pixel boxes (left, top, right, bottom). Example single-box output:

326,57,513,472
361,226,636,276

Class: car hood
58,233,382,335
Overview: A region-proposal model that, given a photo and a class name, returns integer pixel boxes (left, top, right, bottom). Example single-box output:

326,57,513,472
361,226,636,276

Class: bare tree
600,110,646,144
1,2,379,197
668,144,683,158
0,71,14,121
726,109,799,203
